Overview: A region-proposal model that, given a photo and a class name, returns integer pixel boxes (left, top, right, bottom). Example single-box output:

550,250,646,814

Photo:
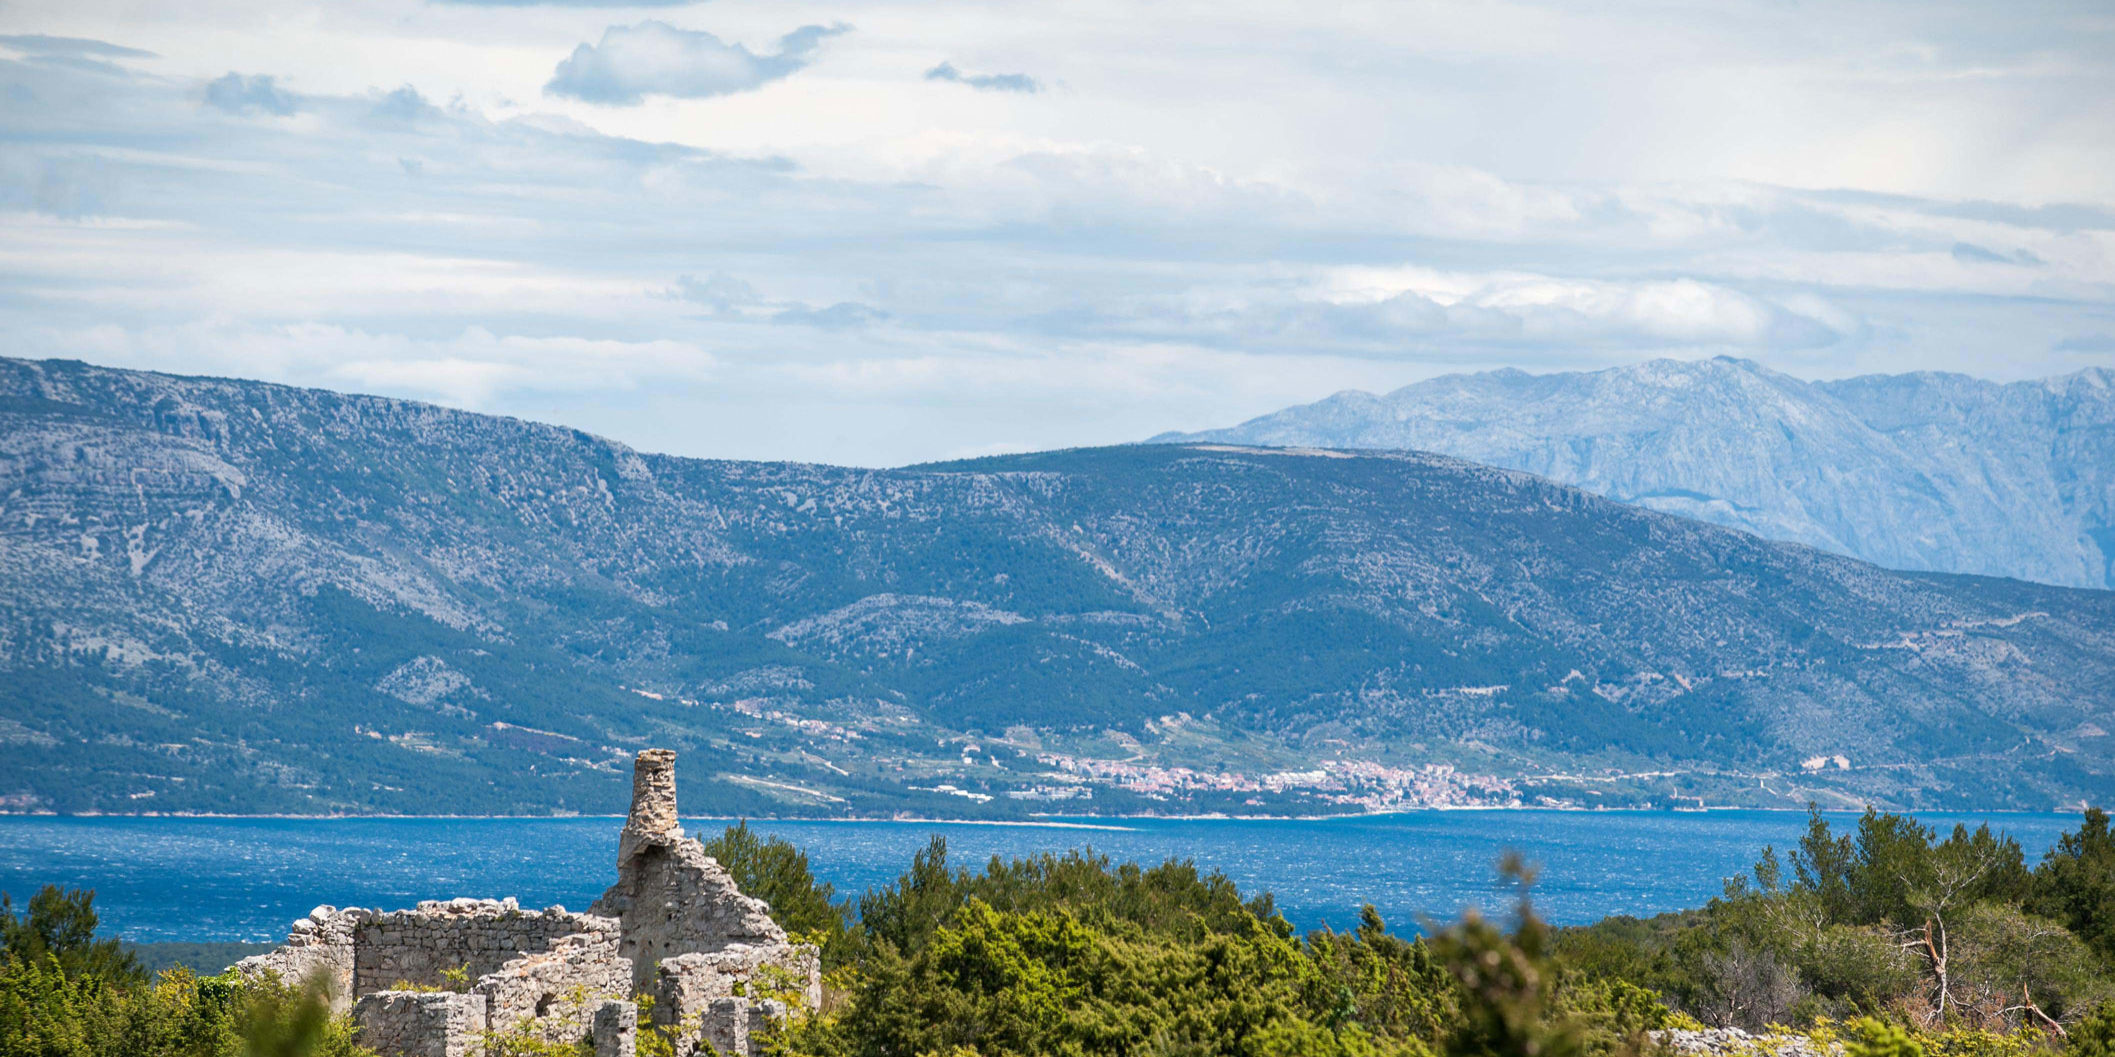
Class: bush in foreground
0,885,369,1057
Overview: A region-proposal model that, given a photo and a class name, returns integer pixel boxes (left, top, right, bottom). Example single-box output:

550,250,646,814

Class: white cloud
203,71,295,115
0,0,2110,465
544,21,846,105
924,61,1039,94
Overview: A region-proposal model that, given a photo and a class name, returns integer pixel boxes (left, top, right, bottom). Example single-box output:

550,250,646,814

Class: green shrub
704,822,849,952
1845,1018,1925,1057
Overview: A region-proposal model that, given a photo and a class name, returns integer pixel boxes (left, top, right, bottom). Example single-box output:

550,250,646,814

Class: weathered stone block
475,930,630,1046
353,991,488,1057
592,1000,638,1057
654,943,821,1023
351,904,620,994
702,997,749,1057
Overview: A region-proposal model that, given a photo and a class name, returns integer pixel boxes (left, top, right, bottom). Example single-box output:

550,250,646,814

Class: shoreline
0,805,2079,822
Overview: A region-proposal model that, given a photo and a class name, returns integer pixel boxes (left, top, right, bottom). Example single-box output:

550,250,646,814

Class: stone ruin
233,749,822,1057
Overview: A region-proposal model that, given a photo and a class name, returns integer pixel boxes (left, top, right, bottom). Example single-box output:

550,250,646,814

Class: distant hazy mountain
1154,357,2115,589
4,357,2115,815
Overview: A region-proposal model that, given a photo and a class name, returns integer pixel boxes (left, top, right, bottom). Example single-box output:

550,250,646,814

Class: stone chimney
620,748,681,861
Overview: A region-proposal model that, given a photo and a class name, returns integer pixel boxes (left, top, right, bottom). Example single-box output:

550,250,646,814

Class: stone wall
652,945,817,1057
654,944,822,1015
352,992,489,1057
233,905,366,1013
351,898,619,994
592,1000,638,1057
232,749,817,1057
648,994,786,1057
474,931,631,1045
352,932,636,1057
703,998,786,1057
592,835,786,992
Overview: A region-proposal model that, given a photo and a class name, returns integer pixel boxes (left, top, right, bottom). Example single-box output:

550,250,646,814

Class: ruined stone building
234,749,821,1057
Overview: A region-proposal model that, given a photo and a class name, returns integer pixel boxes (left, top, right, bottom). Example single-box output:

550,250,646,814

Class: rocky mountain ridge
1154,357,2115,589
4,356,2114,814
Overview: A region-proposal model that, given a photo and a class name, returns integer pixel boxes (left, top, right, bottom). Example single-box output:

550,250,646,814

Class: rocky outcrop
236,749,820,1057
1653,1028,1843,1057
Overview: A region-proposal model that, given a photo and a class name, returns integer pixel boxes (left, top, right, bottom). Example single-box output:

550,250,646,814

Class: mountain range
3,356,2114,815
1155,357,2115,590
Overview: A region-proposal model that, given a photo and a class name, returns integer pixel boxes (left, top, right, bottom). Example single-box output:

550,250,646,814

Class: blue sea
0,811,2081,943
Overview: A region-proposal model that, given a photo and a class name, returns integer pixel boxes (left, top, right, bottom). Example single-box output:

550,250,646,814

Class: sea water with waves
0,811,2080,943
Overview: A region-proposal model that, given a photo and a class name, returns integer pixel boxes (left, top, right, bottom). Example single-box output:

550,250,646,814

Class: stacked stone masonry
353,900,619,995
353,993,489,1057
593,831,788,992
592,999,639,1057
234,749,821,1057
653,947,820,1057
232,904,360,1009
700,998,786,1057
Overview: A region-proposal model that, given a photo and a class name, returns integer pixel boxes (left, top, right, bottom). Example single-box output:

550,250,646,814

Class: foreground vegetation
737,809,2115,1057
1557,809,2115,1035
0,886,367,1057
9,809,2115,1056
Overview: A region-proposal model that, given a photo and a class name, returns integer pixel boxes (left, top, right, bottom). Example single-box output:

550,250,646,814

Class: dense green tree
2032,809,2115,962
1551,913,1684,999
1941,903,2107,1024
1785,809,2026,930
0,885,366,1057
0,955,367,1057
1553,808,2110,1034
0,886,140,986
1846,1017,1926,1057
2066,1003,2115,1057
818,897,1340,1057
703,821,849,949
846,836,1291,963
786,837,1467,1056
1304,906,1456,1044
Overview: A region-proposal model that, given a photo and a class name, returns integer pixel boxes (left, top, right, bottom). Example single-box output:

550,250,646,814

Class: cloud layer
0,33,154,59
0,0,2111,466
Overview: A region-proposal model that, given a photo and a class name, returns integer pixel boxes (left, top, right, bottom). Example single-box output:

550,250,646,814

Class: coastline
5,808,2086,948
0,805,2079,822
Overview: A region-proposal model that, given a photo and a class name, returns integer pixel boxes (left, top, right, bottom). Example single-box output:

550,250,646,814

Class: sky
1,0,2112,466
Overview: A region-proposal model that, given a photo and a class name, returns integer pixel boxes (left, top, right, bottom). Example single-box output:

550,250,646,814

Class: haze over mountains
4,357,2114,815
1157,358,2115,590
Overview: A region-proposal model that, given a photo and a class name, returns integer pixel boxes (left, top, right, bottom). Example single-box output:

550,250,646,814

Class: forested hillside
5,357,2115,814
